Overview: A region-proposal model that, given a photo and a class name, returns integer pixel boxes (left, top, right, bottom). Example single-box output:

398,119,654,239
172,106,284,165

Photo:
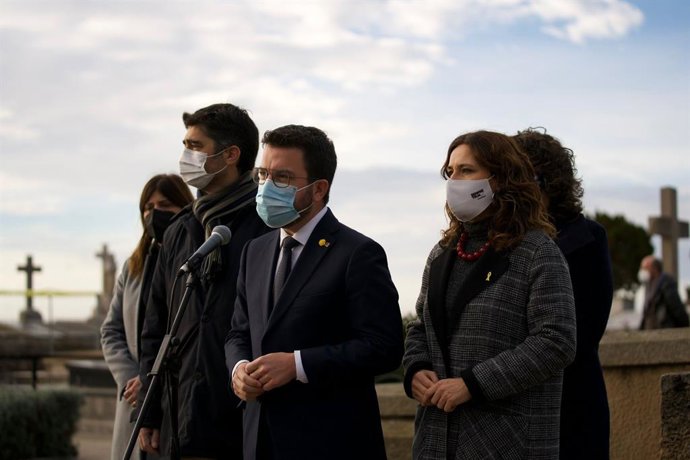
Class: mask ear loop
486,175,496,198
295,181,315,193
295,181,317,214
202,148,231,176
209,146,229,158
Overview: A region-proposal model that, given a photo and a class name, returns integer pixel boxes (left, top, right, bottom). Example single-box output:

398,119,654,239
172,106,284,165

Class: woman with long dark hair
101,174,193,460
404,130,576,459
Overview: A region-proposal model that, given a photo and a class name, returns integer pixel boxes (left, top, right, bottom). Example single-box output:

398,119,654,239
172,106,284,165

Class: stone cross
17,255,41,311
648,187,689,281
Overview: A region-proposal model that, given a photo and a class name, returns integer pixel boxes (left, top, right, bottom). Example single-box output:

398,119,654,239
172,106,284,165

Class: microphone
178,225,232,274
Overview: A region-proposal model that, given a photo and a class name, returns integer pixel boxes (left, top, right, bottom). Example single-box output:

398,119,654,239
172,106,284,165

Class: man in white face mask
178,146,229,191
638,255,689,330
138,103,270,460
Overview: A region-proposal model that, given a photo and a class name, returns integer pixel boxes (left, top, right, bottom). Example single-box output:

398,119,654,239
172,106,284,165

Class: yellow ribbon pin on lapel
485,271,492,282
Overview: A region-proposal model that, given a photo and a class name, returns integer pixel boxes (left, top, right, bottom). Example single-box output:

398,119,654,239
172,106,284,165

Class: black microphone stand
123,263,200,460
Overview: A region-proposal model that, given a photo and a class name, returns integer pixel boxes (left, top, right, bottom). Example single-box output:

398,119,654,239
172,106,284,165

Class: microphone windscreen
211,225,232,245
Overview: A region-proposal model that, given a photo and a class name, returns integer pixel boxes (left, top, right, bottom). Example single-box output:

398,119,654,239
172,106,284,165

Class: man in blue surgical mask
138,103,270,460
225,125,404,460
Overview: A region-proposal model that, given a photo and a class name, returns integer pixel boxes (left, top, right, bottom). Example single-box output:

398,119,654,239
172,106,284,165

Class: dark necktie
273,236,300,306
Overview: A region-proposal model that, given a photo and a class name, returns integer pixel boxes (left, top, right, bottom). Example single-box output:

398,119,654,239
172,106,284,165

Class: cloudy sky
1,0,688,323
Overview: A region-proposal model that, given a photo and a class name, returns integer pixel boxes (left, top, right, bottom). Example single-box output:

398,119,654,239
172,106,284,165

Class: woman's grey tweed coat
403,230,576,460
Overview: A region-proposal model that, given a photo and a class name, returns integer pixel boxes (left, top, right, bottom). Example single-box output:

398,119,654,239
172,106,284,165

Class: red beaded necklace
456,231,491,261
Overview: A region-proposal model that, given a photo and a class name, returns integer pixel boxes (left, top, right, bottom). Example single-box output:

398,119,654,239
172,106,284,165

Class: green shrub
0,386,83,460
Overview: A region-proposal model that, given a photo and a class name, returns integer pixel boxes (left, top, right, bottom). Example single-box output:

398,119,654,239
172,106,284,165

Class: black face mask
144,209,176,243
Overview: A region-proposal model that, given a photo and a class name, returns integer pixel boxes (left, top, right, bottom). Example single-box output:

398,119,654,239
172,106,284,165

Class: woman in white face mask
403,130,577,460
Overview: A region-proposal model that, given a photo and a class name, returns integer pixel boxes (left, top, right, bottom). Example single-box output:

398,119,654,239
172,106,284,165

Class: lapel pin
485,271,492,282
318,239,330,247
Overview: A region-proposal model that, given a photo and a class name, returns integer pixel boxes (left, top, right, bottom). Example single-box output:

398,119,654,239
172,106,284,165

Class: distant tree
593,212,653,291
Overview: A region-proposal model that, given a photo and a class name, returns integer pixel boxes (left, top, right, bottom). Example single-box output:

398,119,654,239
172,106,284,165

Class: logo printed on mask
471,189,486,199
446,178,494,222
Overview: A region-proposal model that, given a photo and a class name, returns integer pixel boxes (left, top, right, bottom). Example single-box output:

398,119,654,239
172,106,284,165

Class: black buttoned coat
225,209,404,460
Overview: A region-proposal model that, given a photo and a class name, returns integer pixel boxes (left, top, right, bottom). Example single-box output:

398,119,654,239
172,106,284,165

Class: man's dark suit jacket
225,209,404,460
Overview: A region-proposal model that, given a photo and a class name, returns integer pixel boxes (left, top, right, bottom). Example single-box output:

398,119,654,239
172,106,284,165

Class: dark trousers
256,411,274,460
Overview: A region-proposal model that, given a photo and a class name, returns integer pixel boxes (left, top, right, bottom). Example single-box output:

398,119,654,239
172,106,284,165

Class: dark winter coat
556,215,613,460
139,204,269,459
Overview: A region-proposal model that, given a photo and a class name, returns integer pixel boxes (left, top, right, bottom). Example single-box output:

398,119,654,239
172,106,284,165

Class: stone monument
89,244,116,325
17,255,43,325
648,187,688,281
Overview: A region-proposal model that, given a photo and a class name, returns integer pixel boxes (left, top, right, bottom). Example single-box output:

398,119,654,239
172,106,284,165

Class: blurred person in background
637,255,689,329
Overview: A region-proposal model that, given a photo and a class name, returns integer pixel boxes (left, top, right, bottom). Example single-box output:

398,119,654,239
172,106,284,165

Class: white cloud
530,0,644,43
382,0,643,44
78,16,174,44
311,38,442,91
249,1,360,49
0,107,41,141
0,123,41,142
385,0,466,39
1,0,686,322
0,172,65,215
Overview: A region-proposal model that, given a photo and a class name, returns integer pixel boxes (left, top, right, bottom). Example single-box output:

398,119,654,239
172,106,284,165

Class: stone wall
377,383,415,460
600,328,690,460
660,372,690,460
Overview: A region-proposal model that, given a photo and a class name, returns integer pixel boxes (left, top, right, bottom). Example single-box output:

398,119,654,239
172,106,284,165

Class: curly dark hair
513,127,584,223
440,130,555,251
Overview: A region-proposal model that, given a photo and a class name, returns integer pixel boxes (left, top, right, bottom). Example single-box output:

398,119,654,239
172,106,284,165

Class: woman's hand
426,377,472,412
123,376,141,407
411,369,439,405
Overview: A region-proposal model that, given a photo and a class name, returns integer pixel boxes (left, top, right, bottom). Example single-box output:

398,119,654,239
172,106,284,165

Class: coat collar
264,209,340,334
428,244,510,366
